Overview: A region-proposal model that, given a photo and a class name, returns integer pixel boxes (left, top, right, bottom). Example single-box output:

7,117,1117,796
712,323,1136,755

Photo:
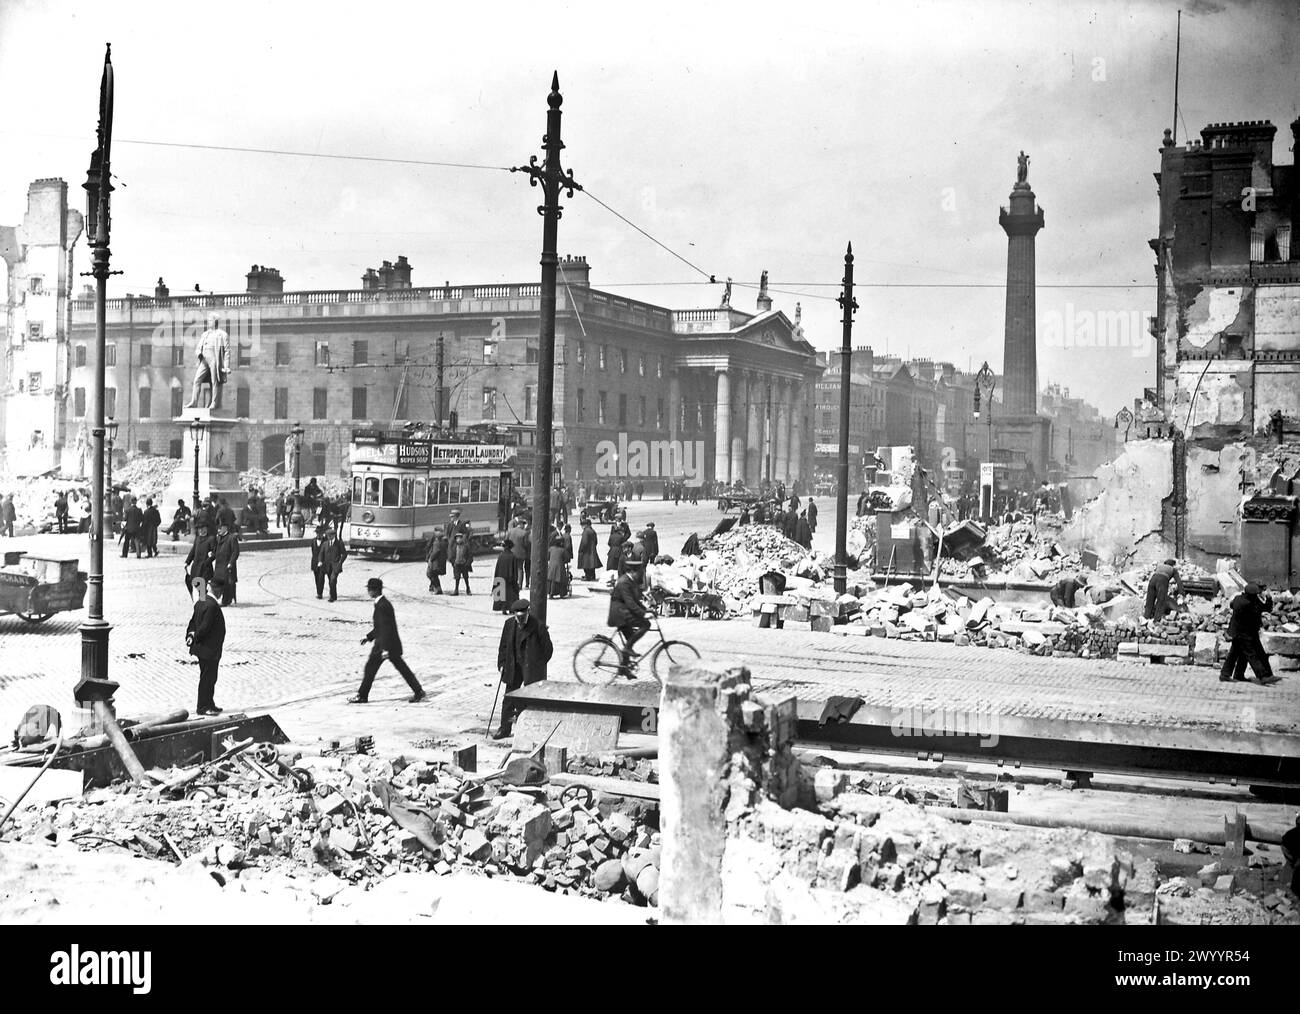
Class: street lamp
291,422,305,494
974,362,996,521
104,418,118,532
190,417,205,513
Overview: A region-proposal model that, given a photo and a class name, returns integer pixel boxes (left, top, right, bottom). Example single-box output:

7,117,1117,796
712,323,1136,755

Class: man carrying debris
495,599,554,735
1143,559,1182,621
186,576,228,716
1220,583,1276,684
349,578,425,704
609,558,652,675
1050,573,1088,608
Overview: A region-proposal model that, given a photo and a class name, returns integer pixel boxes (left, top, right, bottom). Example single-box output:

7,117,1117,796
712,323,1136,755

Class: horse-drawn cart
0,552,87,624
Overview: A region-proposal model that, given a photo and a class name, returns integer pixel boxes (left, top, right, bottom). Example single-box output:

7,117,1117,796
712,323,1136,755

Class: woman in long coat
577,519,602,580
425,532,447,594
547,535,569,598
606,521,627,575
493,539,519,611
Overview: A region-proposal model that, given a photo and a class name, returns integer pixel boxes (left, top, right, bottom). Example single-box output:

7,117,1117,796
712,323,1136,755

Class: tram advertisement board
351,441,511,468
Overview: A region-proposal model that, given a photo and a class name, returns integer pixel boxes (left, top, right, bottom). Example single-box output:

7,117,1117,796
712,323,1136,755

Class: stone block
941,872,985,911
459,829,493,862
1025,889,1064,912
814,768,848,803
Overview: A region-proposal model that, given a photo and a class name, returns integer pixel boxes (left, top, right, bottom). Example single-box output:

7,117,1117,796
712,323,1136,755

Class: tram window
489,477,500,501
352,477,362,504
437,479,449,504
400,476,414,507
364,477,379,506
414,477,427,505
447,479,461,504
461,479,472,503
470,479,481,502
382,478,400,506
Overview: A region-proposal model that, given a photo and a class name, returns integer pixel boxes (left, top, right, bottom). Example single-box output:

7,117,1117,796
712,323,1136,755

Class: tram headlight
361,510,375,524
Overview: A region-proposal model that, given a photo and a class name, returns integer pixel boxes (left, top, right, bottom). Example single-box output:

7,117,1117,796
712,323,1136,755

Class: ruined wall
1183,442,1253,561
1060,438,1174,566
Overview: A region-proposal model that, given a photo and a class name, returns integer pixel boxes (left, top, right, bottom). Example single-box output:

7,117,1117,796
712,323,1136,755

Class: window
172,346,185,367
138,388,151,418
638,395,646,426
311,442,327,475
396,386,409,419
526,343,538,365
276,341,290,366
657,357,663,379
353,340,368,366
171,386,183,417
169,438,183,460
105,343,116,366
235,442,248,471
482,386,497,420
74,388,86,416
236,387,250,418
382,477,400,506
484,336,497,363
598,345,607,370
414,477,427,505
576,389,585,422
395,338,410,365
105,388,116,417
236,340,251,367
657,397,664,429
364,477,379,505
618,393,627,425
74,345,87,367
139,344,153,367
639,354,646,377
576,342,586,370
315,341,330,367
597,391,607,425
137,440,150,455
28,322,43,341
352,387,367,419
400,476,414,507
274,387,288,419
524,385,535,421
313,388,327,420
619,350,628,374
25,372,40,393
29,276,43,295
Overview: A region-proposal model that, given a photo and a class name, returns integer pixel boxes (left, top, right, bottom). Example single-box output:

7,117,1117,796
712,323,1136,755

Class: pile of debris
1,743,664,908
240,469,347,502
113,454,182,504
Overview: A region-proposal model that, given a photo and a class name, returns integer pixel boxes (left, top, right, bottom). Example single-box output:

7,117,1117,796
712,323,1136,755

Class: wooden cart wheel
17,611,53,623
561,784,594,808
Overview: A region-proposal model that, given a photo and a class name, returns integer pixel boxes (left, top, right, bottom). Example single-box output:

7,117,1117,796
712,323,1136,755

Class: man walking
142,498,162,557
349,578,425,703
319,527,346,602
121,496,144,558
184,522,216,599
309,524,330,599
493,598,553,737
1220,583,1276,684
577,517,601,581
186,576,227,716
213,521,240,606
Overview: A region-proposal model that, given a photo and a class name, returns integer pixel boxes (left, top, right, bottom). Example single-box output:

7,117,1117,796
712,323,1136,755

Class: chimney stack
246,264,284,294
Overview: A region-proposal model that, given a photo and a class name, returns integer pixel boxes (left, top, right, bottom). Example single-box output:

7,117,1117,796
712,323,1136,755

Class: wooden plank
513,709,620,757
0,764,85,807
550,771,661,801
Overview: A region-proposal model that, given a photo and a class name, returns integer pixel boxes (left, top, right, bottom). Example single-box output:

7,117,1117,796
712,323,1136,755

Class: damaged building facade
1071,118,1299,581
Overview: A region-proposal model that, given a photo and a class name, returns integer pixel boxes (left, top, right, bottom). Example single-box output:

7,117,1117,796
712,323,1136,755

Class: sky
1,0,1297,417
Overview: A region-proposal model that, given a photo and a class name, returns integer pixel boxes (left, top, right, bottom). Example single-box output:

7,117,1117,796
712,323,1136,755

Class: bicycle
572,615,700,685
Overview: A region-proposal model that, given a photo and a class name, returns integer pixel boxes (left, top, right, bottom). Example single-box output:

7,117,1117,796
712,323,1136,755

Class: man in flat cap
349,578,425,703
1220,582,1276,684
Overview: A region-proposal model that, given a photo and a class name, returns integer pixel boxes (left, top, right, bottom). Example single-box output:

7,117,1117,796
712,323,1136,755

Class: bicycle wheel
573,636,623,685
650,639,701,683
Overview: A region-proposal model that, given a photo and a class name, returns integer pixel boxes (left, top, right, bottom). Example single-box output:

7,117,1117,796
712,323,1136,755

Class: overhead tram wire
112,136,515,173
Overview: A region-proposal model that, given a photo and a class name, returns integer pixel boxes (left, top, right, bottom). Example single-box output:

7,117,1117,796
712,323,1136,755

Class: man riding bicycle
607,557,651,674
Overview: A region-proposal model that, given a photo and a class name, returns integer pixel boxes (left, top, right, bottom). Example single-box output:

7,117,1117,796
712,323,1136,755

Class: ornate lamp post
291,421,305,494
190,417,205,512
1115,406,1134,442
974,362,996,463
104,417,118,531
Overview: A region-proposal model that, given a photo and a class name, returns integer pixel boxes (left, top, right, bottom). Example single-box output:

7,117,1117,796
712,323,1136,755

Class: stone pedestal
162,408,247,513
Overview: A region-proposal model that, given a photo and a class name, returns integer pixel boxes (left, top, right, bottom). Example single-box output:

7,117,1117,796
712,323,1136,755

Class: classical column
745,372,763,486
999,154,1045,416
730,371,748,485
774,380,791,482
713,367,730,485
668,374,681,444
787,382,803,485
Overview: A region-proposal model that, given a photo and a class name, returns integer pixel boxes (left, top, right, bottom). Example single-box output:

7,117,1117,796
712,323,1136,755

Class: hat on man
624,557,645,569
1244,582,1260,596
450,509,461,516
508,598,531,612
367,578,384,592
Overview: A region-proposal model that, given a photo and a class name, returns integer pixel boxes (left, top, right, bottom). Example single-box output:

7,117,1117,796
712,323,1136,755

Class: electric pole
77,44,119,707
834,243,857,596
434,332,445,429
513,72,581,633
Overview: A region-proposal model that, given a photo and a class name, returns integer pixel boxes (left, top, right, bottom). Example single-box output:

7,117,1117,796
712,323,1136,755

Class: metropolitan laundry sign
815,442,860,455
350,442,511,467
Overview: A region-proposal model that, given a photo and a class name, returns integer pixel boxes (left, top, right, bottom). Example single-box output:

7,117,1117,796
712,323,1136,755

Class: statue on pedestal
185,312,232,410
1017,150,1029,184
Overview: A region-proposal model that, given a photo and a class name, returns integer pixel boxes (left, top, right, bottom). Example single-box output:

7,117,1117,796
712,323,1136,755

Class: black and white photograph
0,0,1297,988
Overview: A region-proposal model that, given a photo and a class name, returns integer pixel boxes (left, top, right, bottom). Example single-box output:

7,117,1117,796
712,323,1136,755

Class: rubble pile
239,469,348,501
114,455,181,503
0,454,180,531
564,753,658,784
2,745,664,908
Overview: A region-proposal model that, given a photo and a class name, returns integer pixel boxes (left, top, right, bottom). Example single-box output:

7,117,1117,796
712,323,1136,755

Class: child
451,531,473,595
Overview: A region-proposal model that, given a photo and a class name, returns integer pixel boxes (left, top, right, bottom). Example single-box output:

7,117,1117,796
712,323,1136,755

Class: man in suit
142,498,162,557
349,578,425,703
121,495,144,558
642,522,660,563
319,527,347,602
186,576,228,716
1220,582,1276,683
184,522,216,598
493,598,553,737
608,558,652,674
309,525,330,599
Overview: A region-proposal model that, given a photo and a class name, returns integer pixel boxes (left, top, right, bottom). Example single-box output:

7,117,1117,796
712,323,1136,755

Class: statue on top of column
720,277,732,309
1016,150,1029,184
185,311,232,410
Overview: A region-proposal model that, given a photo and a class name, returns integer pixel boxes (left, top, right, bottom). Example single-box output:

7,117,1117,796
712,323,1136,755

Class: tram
344,428,516,558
